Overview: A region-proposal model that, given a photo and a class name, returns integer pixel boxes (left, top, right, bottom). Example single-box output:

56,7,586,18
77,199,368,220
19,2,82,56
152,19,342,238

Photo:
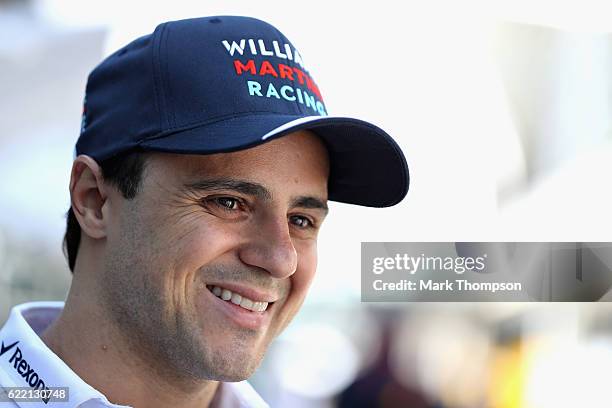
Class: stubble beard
100,242,267,385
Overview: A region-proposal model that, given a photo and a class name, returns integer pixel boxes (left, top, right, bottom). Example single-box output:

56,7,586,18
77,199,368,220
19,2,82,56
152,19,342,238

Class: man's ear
69,155,110,240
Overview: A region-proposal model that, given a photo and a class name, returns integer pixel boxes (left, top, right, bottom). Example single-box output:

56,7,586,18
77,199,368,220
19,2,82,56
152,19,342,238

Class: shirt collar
0,302,268,408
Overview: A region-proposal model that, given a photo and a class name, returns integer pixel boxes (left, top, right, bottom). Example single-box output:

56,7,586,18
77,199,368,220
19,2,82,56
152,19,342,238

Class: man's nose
238,216,298,279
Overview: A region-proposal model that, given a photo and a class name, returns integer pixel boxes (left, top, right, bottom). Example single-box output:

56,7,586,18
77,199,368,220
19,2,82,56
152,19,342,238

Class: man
0,16,408,407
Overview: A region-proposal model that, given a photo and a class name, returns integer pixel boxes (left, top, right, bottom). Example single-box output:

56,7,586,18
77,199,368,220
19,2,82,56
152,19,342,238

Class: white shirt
0,302,269,408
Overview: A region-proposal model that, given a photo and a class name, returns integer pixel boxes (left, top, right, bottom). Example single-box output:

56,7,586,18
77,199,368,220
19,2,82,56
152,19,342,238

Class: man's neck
40,291,220,408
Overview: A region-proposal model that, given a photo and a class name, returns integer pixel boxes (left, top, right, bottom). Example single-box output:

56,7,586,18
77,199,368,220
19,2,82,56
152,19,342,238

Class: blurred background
2,0,612,406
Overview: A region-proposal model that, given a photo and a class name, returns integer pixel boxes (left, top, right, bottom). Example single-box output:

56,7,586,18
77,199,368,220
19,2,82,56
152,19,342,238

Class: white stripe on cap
261,115,335,140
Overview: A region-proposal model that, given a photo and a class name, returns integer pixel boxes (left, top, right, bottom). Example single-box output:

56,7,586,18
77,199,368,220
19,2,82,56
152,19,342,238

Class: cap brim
139,114,409,207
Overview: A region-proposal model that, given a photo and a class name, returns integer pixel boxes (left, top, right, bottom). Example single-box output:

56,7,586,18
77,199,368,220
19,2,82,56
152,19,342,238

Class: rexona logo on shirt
1,340,51,404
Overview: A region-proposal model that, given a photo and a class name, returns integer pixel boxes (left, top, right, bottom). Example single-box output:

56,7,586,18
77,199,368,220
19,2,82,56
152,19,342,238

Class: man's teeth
208,286,268,312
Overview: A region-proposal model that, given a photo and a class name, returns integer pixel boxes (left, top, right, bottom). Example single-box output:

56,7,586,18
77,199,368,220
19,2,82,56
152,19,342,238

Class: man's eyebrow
183,178,271,200
291,196,329,215
183,178,328,214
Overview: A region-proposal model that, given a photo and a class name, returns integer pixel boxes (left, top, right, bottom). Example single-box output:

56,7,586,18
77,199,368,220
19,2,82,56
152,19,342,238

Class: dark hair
63,151,148,273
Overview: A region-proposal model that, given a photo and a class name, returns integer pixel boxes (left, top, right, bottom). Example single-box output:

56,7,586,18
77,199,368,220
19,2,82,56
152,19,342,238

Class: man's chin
198,340,267,382
206,357,261,382
212,371,254,383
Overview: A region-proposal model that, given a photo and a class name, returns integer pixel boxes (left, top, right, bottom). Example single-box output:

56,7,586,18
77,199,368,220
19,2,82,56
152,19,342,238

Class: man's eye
290,215,313,229
199,196,248,220
214,197,239,210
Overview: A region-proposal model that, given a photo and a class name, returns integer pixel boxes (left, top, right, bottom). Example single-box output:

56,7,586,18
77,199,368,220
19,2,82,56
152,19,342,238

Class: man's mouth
206,285,270,312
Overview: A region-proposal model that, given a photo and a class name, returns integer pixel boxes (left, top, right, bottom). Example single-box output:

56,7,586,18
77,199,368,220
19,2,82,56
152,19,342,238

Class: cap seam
162,107,317,132
162,23,176,128
152,23,168,132
140,111,302,142
269,24,308,117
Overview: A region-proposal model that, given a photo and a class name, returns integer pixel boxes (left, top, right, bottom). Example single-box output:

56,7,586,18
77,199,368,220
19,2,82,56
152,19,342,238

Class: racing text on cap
222,39,327,116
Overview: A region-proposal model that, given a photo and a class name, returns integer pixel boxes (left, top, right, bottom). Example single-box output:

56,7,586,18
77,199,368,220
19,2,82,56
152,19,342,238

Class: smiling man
0,16,408,407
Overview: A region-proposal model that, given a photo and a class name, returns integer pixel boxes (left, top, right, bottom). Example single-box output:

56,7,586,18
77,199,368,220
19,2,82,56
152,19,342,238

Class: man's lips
203,283,276,330
206,281,278,302
206,284,272,312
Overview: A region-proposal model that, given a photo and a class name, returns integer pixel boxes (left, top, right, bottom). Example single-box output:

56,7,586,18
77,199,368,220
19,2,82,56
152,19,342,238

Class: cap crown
77,16,327,161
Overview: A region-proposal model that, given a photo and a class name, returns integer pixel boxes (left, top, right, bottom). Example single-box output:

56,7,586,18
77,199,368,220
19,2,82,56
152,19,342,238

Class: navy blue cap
76,16,409,207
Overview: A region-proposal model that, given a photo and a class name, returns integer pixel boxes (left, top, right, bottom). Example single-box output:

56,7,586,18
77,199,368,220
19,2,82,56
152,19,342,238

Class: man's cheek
273,264,315,336
299,244,318,284
290,252,318,300
297,266,317,294
173,225,235,266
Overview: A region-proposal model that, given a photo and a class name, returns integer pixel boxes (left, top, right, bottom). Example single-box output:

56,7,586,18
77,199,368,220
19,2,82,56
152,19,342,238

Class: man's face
100,130,329,382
